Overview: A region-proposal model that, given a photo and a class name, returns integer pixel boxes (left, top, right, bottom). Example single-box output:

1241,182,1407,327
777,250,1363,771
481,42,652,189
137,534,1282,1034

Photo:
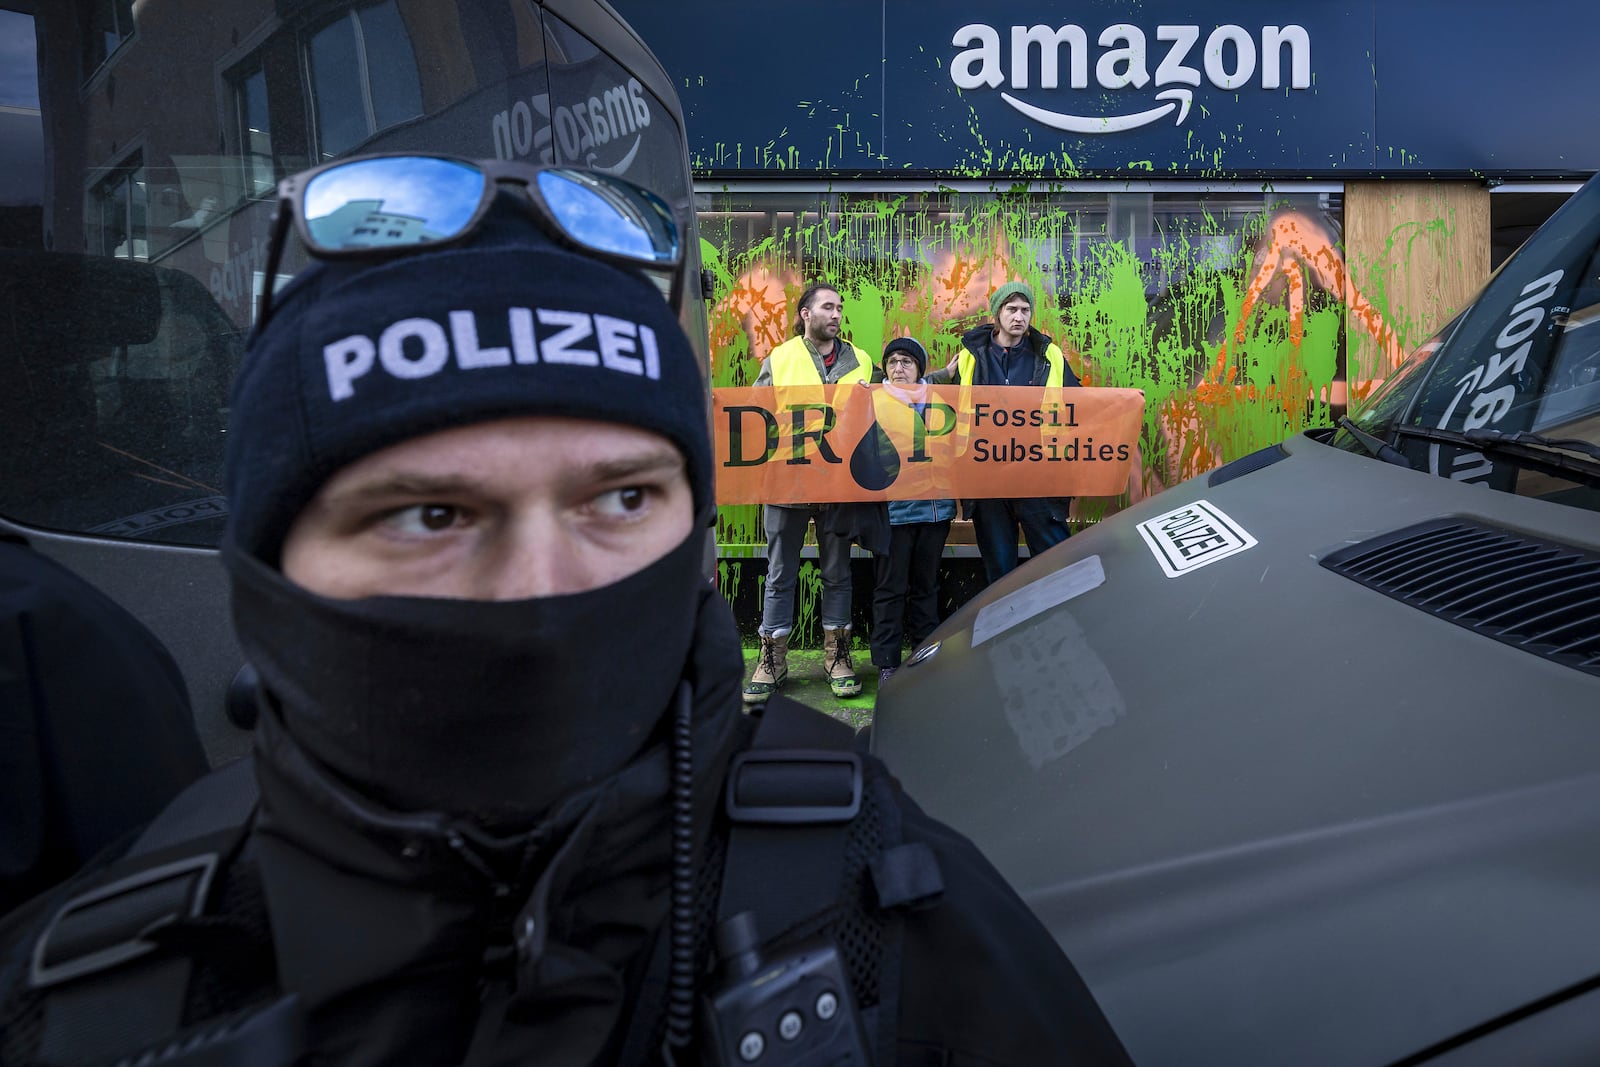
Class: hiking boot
823,626,862,698
878,666,896,687
743,632,789,705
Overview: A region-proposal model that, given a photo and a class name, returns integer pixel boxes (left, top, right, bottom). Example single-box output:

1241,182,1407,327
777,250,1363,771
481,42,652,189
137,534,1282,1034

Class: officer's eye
383,504,466,535
593,486,652,519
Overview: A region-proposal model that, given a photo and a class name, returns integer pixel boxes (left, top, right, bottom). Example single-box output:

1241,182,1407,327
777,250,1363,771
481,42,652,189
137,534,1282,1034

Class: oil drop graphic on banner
848,415,901,492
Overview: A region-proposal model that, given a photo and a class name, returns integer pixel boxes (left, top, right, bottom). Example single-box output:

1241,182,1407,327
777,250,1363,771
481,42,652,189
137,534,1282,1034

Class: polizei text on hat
321,308,664,401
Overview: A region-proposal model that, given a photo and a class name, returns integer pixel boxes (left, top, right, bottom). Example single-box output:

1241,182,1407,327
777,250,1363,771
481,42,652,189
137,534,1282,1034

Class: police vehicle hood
872,429,1600,1065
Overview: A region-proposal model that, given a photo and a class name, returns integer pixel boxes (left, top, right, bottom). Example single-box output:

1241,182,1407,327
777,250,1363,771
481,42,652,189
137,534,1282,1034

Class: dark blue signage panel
612,0,1600,178
883,1,1372,175
1373,3,1600,177
615,0,885,173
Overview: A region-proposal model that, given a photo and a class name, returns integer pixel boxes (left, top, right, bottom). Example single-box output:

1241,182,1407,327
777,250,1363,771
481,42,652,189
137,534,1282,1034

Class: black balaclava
222,195,717,830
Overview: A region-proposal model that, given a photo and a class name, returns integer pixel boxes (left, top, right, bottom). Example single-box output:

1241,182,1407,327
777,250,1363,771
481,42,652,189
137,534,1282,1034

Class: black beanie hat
225,197,710,562
883,336,928,379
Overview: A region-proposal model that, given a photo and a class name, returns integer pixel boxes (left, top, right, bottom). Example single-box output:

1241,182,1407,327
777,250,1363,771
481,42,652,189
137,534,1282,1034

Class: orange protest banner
713,385,1144,504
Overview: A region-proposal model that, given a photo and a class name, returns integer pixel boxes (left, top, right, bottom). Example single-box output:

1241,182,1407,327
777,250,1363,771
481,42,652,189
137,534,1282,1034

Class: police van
0,0,707,762
872,173,1600,1062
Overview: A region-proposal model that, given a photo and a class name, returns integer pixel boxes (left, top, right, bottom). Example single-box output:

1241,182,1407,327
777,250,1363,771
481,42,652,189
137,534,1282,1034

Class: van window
308,2,424,160
2,1,703,546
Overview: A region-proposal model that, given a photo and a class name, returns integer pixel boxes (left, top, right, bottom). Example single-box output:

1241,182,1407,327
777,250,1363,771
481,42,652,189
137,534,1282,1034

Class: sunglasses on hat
255,153,684,332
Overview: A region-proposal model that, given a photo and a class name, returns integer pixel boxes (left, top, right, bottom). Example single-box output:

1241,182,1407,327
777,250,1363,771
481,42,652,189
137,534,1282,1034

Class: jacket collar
962,321,1053,356
248,694,746,1062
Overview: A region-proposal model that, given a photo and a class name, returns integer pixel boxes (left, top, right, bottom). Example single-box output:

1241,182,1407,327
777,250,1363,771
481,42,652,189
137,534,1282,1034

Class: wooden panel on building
1343,181,1491,391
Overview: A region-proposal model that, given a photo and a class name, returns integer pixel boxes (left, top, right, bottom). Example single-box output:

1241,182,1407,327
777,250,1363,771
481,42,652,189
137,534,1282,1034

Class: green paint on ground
740,646,877,732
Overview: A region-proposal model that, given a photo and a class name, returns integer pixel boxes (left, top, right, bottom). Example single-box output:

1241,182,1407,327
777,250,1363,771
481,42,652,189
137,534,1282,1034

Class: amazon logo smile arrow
1001,87,1193,134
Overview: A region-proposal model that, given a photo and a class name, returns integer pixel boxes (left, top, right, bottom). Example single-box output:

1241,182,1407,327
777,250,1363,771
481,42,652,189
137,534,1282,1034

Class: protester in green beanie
928,277,1081,584
988,280,1035,322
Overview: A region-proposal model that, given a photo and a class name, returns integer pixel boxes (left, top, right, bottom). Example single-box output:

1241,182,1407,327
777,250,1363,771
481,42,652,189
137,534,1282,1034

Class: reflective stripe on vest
769,335,868,385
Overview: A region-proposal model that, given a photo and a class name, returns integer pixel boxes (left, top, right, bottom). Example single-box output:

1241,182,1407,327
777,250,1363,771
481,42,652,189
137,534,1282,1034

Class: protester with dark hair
745,282,872,702
869,338,954,687
0,159,1130,1067
929,280,1080,583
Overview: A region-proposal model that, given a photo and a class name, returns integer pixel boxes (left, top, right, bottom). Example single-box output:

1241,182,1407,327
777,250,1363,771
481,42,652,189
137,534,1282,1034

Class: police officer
0,160,1129,1066
0,540,207,914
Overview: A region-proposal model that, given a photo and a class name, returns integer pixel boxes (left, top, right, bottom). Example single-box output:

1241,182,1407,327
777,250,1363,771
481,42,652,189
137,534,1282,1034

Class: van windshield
1336,177,1600,515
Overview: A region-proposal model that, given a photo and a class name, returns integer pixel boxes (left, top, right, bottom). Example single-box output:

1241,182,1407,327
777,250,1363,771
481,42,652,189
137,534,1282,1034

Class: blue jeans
970,498,1070,585
760,504,854,637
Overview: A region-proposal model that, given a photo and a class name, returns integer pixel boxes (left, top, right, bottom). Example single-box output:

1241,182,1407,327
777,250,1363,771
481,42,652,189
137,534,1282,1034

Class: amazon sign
713,385,1145,505
614,0,1382,176
950,22,1311,136
619,0,1600,176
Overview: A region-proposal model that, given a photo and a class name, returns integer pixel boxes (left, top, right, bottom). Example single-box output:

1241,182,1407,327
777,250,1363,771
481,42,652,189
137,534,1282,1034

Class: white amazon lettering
952,20,1312,135
1433,269,1565,482
490,78,652,172
1154,26,1202,87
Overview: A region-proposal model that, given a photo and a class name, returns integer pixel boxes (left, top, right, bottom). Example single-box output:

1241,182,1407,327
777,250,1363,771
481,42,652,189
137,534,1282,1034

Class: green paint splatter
717,559,743,605
691,61,1455,587
701,183,1461,546
792,561,825,650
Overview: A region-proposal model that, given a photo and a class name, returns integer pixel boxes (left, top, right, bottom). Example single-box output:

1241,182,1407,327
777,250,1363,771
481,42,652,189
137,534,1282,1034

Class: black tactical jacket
0,650,1128,1067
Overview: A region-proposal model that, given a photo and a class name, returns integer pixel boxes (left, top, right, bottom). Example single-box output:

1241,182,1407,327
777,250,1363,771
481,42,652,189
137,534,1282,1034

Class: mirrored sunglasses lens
303,157,485,251
536,169,679,264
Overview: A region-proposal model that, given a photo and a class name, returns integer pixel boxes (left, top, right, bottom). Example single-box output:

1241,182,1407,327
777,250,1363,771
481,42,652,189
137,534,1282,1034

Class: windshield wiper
1336,416,1414,467
1391,423,1600,487
1462,427,1600,463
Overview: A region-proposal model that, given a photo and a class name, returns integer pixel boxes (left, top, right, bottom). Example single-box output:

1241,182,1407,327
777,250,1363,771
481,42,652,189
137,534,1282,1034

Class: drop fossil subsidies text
713,384,1145,505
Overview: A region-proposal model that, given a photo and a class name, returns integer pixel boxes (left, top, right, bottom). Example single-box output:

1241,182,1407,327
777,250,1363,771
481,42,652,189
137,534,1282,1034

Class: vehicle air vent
1207,444,1288,487
1321,519,1600,677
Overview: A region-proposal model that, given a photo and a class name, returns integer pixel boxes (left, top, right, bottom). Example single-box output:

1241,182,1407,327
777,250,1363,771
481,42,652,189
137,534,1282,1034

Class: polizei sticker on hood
1136,499,1258,578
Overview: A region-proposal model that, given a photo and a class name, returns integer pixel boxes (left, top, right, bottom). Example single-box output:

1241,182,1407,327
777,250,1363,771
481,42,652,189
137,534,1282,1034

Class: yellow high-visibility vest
954,341,1066,387
768,335,869,385
870,384,954,500
951,340,1071,463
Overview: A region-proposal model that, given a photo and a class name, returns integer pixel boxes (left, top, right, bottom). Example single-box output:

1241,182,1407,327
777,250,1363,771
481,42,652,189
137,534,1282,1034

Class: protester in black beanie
881,335,929,379
0,170,1130,1067
870,335,953,688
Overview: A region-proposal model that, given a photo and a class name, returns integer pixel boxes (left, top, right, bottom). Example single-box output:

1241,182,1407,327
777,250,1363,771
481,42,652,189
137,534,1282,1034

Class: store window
1490,188,1576,271
81,0,135,81
701,187,1342,387
88,154,146,259
308,1,423,160
699,185,1346,547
